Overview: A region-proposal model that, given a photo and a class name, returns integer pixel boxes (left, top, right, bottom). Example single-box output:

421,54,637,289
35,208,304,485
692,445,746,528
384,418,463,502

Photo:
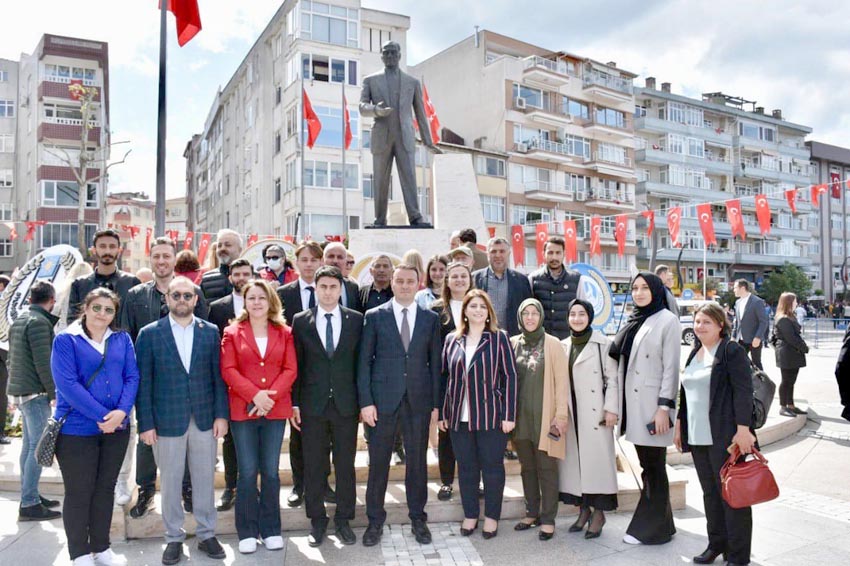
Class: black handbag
35,340,109,467
750,360,776,429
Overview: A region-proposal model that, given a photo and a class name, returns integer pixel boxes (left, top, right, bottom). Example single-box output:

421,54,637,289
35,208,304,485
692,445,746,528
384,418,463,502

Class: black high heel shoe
538,527,555,541
692,548,727,564
584,510,606,539
482,529,498,540
569,506,592,532
514,518,539,531
460,521,478,537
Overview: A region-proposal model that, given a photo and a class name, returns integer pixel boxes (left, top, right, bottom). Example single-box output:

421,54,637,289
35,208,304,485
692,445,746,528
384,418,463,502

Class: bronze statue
360,41,441,227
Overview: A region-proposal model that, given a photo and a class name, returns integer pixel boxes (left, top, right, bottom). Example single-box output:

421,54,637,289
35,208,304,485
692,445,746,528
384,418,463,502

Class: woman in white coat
559,299,619,539
609,272,681,546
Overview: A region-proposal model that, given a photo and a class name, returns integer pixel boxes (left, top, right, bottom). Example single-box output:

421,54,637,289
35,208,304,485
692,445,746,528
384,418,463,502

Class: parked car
678,300,718,345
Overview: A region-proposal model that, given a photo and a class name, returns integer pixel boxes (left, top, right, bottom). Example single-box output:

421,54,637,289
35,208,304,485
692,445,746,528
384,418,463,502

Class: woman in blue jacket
52,288,140,566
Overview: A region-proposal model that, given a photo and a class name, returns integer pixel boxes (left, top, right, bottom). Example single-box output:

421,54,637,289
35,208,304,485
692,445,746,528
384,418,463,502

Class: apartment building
187,0,410,239
807,141,850,300
165,196,188,235
412,30,638,285
634,80,814,291
0,58,17,273
105,191,155,274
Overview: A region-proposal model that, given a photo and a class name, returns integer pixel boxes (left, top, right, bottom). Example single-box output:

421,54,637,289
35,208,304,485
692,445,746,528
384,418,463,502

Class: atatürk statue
360,41,441,227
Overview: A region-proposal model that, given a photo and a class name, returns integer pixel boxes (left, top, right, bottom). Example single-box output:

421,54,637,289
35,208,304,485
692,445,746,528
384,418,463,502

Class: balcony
38,121,101,144
522,56,573,87
636,146,734,175
521,180,575,203
735,157,814,183
583,114,634,141
39,79,102,102
639,246,735,264
512,97,578,128
513,138,585,165
582,69,633,103
583,186,635,210
637,180,727,202
635,116,733,145
584,150,634,178
735,251,812,267
733,134,812,160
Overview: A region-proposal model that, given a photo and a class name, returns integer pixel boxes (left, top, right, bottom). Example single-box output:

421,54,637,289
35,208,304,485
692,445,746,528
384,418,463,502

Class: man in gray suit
360,41,441,227
732,279,769,370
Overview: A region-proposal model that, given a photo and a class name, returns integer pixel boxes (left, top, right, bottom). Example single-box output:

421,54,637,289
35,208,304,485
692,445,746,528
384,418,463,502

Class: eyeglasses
91,304,116,315
169,292,195,302
346,260,355,266
266,255,282,260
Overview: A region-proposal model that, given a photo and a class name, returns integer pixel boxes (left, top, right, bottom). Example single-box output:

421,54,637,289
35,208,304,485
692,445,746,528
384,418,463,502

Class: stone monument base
348,228,450,266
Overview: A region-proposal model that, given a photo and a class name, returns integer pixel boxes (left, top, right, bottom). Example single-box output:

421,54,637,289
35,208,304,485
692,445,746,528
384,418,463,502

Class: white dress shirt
391,299,418,337
299,278,317,309
735,294,750,339
169,315,196,373
80,325,114,355
232,291,244,317
316,304,342,350
255,336,268,358
461,339,477,423
450,299,463,328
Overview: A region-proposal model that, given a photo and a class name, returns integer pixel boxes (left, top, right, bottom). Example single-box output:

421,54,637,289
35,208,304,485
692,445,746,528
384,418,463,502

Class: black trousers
626,445,676,544
366,396,430,525
779,368,800,406
222,430,237,489
56,429,129,560
450,424,508,521
136,441,191,494
289,425,304,491
302,403,358,527
691,445,753,564
739,340,763,371
0,350,8,434
438,428,456,485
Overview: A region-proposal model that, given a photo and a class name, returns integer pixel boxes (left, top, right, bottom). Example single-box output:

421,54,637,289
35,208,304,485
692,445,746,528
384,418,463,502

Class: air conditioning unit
515,97,527,109
516,142,528,153
643,99,653,108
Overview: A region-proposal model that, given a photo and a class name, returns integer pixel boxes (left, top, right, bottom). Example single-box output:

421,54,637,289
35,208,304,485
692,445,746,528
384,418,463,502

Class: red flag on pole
510,225,525,267
785,189,798,214
562,220,578,263
831,172,842,198
163,0,202,47
667,207,682,248
812,184,828,207
342,94,353,150
535,223,548,266
247,234,258,247
24,220,46,242
303,88,322,149
166,229,179,244
641,210,655,236
696,203,717,247
183,231,194,250
726,199,747,240
614,215,628,256
589,216,602,257
422,85,441,144
121,225,140,240
197,233,212,264
145,227,153,255
283,234,295,243
4,222,17,240
755,194,771,235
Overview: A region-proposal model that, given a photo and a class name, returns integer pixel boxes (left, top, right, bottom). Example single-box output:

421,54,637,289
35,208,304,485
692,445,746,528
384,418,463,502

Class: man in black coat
472,237,532,336
528,235,586,340
199,229,243,303
323,242,362,311
732,279,769,370
836,327,850,421
359,255,394,312
291,266,362,547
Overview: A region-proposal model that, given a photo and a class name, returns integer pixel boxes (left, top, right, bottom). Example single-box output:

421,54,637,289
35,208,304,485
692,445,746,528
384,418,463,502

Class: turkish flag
667,207,682,248
163,0,202,47
589,216,602,257
535,223,548,266
696,203,717,247
785,189,798,214
812,184,828,207
166,229,179,244
614,215,628,257
69,79,83,100
831,172,842,198
422,85,441,144
24,220,46,242
641,210,655,236
562,220,578,263
487,226,496,238
726,199,746,240
283,234,295,243
755,194,771,235
145,227,153,255
247,234,258,247
183,231,194,250
122,225,140,240
510,225,525,267
197,233,212,265
343,94,353,150
4,222,17,240
303,88,322,149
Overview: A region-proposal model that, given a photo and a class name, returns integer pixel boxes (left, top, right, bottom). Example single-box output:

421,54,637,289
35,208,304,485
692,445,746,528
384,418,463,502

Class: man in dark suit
276,241,334,507
358,263,442,547
323,242,362,311
291,266,362,547
359,254,394,312
136,276,229,565
732,279,769,370
207,258,255,512
473,237,533,336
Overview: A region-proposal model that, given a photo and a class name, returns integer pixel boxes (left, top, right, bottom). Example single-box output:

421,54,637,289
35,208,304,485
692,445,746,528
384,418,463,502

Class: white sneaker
73,555,96,566
238,538,258,554
93,548,127,566
114,483,132,506
623,534,642,545
264,535,284,550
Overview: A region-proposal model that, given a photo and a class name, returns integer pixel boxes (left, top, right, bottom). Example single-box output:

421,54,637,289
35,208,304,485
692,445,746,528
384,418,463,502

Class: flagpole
155,1,168,235
703,240,707,298
341,79,347,236
299,73,305,241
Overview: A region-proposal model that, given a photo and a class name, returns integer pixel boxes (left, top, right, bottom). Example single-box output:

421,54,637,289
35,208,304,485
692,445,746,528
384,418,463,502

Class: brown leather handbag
720,446,779,509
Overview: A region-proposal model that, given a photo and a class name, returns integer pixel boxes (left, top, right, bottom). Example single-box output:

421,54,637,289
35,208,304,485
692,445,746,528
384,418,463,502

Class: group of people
2,226,814,566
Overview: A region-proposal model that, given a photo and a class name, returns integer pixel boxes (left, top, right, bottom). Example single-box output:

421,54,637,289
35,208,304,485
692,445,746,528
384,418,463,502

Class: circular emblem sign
569,262,614,330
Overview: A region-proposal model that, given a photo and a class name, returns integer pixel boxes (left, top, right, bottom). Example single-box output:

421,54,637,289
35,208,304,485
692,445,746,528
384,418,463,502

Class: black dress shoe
692,548,726,564
539,529,555,541
198,537,226,559
18,503,61,522
411,519,432,544
460,521,478,536
504,449,518,460
308,525,326,547
324,486,337,504
779,407,796,417
40,495,61,508
130,489,154,519
394,446,406,464
161,542,184,565
182,491,193,514
0,435,11,445
438,484,453,501
362,523,383,546
514,518,539,531
217,487,236,511
790,406,808,415
287,488,304,507
335,522,357,545
482,529,498,540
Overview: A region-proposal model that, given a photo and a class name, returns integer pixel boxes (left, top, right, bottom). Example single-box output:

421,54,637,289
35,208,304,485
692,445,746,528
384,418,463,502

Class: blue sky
2,1,848,201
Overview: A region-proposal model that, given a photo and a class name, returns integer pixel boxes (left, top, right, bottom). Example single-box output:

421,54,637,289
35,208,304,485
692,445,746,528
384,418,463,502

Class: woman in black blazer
772,292,809,417
430,261,474,501
674,303,757,566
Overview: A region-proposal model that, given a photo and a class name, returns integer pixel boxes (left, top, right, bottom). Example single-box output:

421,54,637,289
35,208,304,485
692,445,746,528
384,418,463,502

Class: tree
43,83,130,253
759,262,813,305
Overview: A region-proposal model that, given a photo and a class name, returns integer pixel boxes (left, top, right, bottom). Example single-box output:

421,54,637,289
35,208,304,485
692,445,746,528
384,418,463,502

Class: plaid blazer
135,316,229,436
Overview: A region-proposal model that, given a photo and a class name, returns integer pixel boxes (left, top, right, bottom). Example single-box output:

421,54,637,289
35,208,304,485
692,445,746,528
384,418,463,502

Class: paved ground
1,344,849,565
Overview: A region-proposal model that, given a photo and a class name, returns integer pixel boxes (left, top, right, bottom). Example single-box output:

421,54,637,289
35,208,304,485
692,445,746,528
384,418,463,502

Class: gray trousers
372,139,421,224
153,418,217,543
514,438,560,526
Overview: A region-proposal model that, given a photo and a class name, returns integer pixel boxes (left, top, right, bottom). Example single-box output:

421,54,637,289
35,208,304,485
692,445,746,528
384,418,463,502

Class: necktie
401,307,411,351
324,313,334,356
306,286,316,309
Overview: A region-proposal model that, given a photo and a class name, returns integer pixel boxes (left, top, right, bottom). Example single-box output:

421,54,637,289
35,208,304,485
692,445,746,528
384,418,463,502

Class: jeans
231,418,286,540
19,395,51,507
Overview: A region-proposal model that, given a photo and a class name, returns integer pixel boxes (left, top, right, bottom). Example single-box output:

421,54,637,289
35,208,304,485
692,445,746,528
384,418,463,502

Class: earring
463,317,468,322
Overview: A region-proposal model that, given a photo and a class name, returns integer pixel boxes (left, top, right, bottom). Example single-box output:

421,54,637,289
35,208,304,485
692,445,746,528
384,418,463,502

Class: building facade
634,80,814,293
0,58,17,273
412,30,638,284
105,191,155,274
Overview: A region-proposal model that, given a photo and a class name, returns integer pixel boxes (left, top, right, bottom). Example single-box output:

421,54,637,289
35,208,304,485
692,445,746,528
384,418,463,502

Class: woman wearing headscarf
610,272,681,546
510,298,569,541
559,299,619,539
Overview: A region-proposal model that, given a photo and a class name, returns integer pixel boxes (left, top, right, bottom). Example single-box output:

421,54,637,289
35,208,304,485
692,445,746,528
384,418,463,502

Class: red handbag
720,446,779,509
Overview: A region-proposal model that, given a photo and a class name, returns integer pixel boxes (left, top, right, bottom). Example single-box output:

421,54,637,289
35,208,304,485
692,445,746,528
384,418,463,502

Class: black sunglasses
169,292,195,302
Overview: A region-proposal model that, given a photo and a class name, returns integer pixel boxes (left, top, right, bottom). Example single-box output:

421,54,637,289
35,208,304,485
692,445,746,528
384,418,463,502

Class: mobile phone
247,402,256,414
547,424,561,441
646,416,674,435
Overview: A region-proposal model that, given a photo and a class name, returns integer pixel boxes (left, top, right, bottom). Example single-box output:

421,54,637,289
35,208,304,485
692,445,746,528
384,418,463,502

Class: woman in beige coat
559,299,619,539
510,298,570,541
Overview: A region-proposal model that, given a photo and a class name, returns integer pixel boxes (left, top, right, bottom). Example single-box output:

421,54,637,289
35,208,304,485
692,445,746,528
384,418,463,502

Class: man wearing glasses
120,237,209,518
323,242,362,312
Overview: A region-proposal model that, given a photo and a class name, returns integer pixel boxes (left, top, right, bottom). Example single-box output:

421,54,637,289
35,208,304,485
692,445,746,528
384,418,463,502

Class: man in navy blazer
472,237,533,336
732,279,769,370
136,277,229,565
358,263,441,547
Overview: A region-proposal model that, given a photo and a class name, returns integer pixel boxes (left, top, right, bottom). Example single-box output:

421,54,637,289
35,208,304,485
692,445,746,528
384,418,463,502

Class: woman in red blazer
221,280,297,554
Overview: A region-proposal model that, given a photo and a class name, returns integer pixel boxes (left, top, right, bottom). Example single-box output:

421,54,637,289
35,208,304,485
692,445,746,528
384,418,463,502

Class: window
634,105,647,117
666,133,685,154
596,143,626,165
667,102,703,126
308,213,346,236
0,100,14,118
307,105,359,148
563,134,591,158
41,180,98,207
0,203,12,220
44,65,96,83
0,170,12,188
475,156,506,177
363,174,373,198
417,186,431,217
512,83,543,108
304,160,358,189
40,223,97,248
300,2,359,48
480,195,506,223
0,71,8,83
275,132,281,154
285,161,296,193
285,105,298,137
274,177,282,203
511,205,551,226
0,239,11,257
738,121,775,142
564,98,589,119
0,134,12,152
595,107,625,128
362,129,371,148
687,137,704,158
275,85,282,105
302,54,357,85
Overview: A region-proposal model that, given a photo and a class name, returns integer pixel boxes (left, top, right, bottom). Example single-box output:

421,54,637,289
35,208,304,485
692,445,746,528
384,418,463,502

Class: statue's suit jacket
359,68,433,155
